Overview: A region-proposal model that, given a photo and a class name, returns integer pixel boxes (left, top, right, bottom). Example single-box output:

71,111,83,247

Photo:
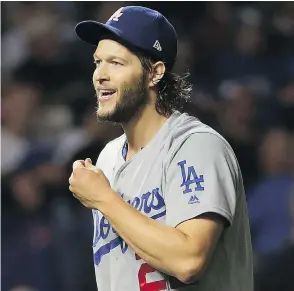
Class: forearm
96,190,199,279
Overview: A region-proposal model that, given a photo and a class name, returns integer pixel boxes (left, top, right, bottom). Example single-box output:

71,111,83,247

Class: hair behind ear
136,51,192,116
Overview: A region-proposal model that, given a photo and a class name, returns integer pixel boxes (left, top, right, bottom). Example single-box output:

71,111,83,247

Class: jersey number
135,254,198,290
136,254,167,291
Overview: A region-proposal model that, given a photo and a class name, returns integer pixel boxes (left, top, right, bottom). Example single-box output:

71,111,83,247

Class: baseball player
69,6,253,291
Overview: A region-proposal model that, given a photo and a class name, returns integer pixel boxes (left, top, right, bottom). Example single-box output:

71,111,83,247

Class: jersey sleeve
163,133,239,228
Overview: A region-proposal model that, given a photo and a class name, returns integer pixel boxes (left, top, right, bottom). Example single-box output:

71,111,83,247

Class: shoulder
164,130,243,196
180,132,235,158
164,115,242,181
166,112,236,163
169,131,239,170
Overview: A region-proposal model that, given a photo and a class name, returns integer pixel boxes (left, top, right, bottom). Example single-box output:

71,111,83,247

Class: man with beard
69,6,253,291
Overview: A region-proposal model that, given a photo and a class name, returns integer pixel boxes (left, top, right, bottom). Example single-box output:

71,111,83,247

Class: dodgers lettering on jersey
92,188,166,265
93,111,253,291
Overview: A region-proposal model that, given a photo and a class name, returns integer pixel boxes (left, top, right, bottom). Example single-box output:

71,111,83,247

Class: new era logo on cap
153,40,162,51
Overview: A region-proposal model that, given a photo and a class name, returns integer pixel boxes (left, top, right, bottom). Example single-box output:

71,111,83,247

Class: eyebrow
93,54,127,63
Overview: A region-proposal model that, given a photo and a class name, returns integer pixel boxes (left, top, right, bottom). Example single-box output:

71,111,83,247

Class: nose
93,63,110,84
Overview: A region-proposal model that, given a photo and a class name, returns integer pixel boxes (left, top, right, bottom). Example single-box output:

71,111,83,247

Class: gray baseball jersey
93,111,253,291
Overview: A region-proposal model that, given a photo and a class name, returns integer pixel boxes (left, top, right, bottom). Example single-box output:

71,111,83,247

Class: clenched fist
69,158,113,209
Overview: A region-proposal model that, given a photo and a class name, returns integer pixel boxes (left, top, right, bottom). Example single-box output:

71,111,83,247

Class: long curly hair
136,52,193,117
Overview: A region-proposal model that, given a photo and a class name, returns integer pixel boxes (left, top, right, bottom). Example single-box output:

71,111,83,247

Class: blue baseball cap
75,6,178,70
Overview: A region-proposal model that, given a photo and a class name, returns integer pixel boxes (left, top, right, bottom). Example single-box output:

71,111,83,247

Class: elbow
176,269,200,285
174,258,206,284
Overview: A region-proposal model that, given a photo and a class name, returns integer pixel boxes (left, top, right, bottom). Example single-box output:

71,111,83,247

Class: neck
122,104,169,154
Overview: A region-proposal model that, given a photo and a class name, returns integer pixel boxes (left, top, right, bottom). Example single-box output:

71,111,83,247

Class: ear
148,61,166,89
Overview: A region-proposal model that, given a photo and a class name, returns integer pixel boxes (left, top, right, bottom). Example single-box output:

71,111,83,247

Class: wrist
94,188,118,211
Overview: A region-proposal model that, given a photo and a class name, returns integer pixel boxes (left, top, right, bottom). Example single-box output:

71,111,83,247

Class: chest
92,152,168,264
111,153,167,218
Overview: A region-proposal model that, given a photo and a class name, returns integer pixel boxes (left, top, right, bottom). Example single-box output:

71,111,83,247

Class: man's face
93,39,149,123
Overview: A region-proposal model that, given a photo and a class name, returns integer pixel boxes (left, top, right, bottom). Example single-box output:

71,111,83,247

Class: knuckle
73,167,80,174
73,160,84,170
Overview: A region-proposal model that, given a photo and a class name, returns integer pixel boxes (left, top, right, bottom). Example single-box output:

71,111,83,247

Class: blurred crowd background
1,1,294,291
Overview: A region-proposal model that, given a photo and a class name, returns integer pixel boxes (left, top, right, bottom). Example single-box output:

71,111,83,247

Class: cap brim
75,20,123,46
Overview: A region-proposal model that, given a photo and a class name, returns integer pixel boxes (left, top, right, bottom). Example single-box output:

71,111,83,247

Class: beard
95,73,149,124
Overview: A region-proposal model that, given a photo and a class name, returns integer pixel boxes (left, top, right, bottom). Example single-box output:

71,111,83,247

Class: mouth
98,89,116,102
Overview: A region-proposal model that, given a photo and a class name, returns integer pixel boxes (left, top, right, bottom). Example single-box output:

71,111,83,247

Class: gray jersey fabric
92,111,253,291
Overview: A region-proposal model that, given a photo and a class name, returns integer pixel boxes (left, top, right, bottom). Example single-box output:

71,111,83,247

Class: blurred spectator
9,286,38,291
1,2,77,81
2,161,59,291
271,2,294,55
196,2,232,52
190,2,232,88
12,12,86,97
216,81,259,189
1,82,41,176
276,79,294,131
254,189,294,291
247,128,294,257
1,142,92,291
173,35,197,76
214,6,274,95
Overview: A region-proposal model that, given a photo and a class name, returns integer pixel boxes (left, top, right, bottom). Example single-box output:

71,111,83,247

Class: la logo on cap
108,7,124,22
